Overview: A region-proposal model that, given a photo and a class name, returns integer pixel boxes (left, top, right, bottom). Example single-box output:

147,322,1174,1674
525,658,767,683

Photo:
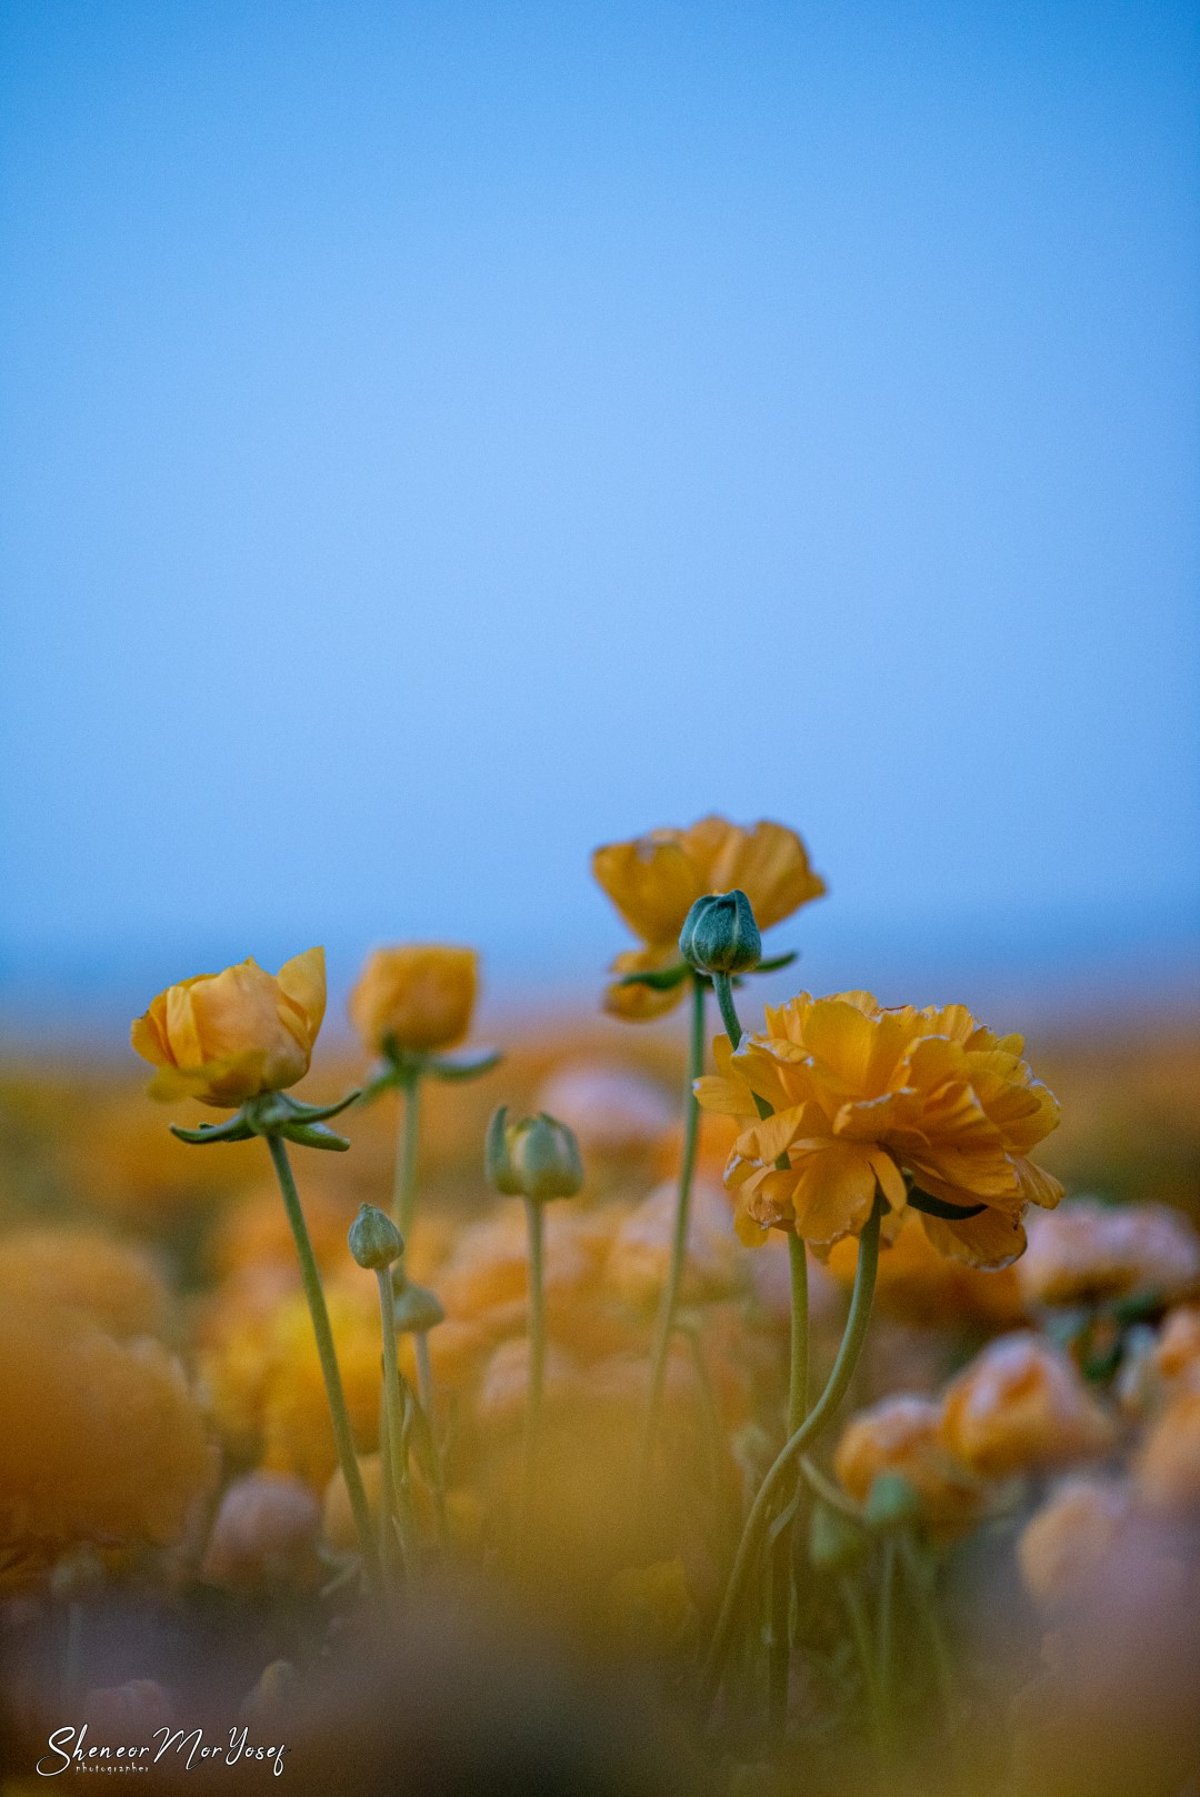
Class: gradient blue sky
2,0,1197,1022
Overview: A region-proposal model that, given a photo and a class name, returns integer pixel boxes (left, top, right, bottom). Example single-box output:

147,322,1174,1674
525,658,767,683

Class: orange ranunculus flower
131,947,326,1108
939,1333,1116,1478
348,943,477,1055
694,990,1063,1267
834,1394,986,1534
592,815,825,1020
1018,1199,1200,1309
1134,1387,1200,1514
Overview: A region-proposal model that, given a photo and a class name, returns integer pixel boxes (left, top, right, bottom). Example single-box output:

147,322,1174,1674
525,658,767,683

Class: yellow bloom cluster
696,990,1063,1266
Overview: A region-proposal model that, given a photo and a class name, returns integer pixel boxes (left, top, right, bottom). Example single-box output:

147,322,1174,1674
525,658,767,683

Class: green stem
787,1233,810,1428
840,1575,888,1779
266,1136,381,1590
522,1196,546,1520
637,972,706,1497
375,1266,415,1577
877,1536,899,1736
767,1232,811,1734
699,1197,883,1717
416,1332,450,1544
712,970,744,1052
393,1068,421,1238
899,1530,958,1733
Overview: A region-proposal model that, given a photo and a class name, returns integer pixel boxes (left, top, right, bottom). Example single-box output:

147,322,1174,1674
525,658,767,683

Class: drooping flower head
695,989,1063,1267
131,948,326,1108
592,815,825,1020
349,944,478,1057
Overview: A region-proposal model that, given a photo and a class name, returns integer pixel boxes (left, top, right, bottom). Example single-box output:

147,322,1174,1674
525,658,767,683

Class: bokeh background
2,0,1197,1038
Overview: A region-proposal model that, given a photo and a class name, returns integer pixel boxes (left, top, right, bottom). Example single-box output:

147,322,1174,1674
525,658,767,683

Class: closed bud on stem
485,1106,584,1201
864,1471,922,1533
393,1280,446,1334
678,889,762,975
347,1203,405,1270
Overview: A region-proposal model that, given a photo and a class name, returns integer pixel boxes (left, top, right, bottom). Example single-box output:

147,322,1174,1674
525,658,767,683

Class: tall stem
637,972,706,1496
899,1531,958,1733
767,1232,811,1734
375,1267,415,1576
267,1136,380,1589
699,1198,883,1716
392,1068,421,1238
786,1233,809,1427
416,1332,450,1544
841,1575,888,1777
522,1196,546,1520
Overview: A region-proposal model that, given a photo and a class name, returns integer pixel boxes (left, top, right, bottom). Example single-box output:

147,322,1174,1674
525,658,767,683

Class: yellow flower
694,990,1063,1266
834,1394,986,1535
939,1332,1115,1477
592,815,825,1020
348,943,477,1056
131,947,326,1107
0,1295,212,1578
1134,1387,1200,1514
0,1227,170,1340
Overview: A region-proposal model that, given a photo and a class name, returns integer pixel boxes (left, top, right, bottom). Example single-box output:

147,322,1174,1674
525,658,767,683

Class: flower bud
485,1106,584,1201
678,889,762,975
864,1471,922,1533
392,1279,446,1334
348,1203,404,1270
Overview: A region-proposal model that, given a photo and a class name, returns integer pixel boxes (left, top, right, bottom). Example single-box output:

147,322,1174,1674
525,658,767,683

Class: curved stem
521,1196,546,1521
699,1197,883,1716
393,1068,421,1238
267,1136,381,1590
712,970,744,1051
636,972,706,1497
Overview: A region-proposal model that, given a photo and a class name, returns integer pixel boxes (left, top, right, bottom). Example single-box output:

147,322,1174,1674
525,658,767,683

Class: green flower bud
864,1471,922,1533
347,1203,405,1270
808,1500,868,1574
392,1280,446,1334
485,1106,584,1201
678,889,762,975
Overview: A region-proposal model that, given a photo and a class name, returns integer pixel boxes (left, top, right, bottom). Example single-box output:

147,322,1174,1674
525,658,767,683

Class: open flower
349,944,477,1056
131,948,326,1107
694,990,1062,1266
939,1333,1115,1477
592,815,824,1020
834,1394,985,1535
1018,1199,1200,1308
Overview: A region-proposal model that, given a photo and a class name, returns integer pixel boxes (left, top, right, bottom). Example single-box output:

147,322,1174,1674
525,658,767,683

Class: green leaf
615,961,690,992
905,1187,987,1221
169,1116,255,1146
753,950,799,975
424,1048,503,1083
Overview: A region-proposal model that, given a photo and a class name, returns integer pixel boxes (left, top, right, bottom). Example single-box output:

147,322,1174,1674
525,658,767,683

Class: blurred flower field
0,818,1198,1796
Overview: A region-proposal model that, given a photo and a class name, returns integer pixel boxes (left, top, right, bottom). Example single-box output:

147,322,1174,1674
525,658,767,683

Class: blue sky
1,0,1197,1023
